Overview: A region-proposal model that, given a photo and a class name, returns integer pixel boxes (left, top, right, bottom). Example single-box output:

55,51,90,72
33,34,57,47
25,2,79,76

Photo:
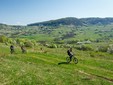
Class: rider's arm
70,52,73,55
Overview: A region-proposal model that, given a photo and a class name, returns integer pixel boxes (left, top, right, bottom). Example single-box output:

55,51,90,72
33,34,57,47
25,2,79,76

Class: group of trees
0,34,113,54
0,35,36,48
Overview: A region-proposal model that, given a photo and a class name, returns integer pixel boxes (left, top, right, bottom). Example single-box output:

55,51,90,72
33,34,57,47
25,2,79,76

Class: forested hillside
28,17,113,26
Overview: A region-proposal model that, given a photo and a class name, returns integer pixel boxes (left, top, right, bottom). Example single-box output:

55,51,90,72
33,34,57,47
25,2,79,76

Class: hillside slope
0,44,113,85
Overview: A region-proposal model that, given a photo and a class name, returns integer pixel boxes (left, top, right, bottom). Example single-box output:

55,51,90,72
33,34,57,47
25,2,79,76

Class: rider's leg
70,55,73,61
11,49,13,54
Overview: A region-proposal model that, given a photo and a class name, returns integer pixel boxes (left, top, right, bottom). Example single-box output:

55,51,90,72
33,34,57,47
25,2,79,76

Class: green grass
21,34,55,41
0,43,113,85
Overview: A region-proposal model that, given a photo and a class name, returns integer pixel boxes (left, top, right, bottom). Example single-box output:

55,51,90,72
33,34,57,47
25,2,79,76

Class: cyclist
10,45,14,54
67,48,73,62
21,45,26,53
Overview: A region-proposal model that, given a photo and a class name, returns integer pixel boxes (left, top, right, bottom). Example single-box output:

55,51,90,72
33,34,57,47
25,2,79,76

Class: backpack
67,50,70,55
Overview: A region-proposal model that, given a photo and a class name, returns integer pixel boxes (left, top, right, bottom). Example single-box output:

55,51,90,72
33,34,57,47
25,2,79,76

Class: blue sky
0,0,113,25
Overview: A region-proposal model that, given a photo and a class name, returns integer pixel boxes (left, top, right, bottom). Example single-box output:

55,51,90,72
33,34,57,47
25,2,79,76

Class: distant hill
80,18,113,25
28,17,84,26
28,17,113,26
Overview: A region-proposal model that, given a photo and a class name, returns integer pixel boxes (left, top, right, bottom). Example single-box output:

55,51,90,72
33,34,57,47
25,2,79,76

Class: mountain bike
66,55,78,64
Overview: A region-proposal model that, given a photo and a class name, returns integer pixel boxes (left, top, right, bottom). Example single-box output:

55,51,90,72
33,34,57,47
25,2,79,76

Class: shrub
107,44,113,54
31,40,37,46
89,52,95,57
97,46,108,52
48,44,57,48
16,39,26,45
7,38,11,43
0,35,7,43
75,45,93,51
63,44,71,48
24,41,33,48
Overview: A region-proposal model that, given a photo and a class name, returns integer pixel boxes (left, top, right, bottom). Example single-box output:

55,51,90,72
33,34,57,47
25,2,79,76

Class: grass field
0,43,113,85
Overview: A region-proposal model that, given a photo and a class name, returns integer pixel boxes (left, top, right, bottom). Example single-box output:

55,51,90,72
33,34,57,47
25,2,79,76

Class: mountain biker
67,48,73,61
21,45,26,53
10,45,14,54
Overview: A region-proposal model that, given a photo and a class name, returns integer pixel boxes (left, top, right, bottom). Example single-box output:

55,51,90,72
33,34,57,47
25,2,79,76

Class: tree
0,35,7,43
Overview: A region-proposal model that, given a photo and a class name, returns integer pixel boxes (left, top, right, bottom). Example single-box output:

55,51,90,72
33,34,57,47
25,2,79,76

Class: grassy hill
0,43,113,85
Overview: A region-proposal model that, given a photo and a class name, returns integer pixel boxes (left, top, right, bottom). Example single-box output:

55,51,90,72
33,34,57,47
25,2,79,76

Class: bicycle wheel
73,57,78,64
66,57,71,63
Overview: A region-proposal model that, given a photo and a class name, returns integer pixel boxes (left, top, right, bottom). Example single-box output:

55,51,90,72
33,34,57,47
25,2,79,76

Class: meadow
0,43,113,85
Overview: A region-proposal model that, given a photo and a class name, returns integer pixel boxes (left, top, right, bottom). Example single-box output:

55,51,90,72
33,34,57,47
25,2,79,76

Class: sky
0,0,113,25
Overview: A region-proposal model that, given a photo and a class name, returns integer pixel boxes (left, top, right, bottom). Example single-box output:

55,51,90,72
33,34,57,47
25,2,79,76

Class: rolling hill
27,17,113,26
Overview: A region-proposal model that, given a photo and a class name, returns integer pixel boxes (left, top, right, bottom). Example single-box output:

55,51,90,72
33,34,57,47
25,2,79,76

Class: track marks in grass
77,63,113,83
78,70,113,83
